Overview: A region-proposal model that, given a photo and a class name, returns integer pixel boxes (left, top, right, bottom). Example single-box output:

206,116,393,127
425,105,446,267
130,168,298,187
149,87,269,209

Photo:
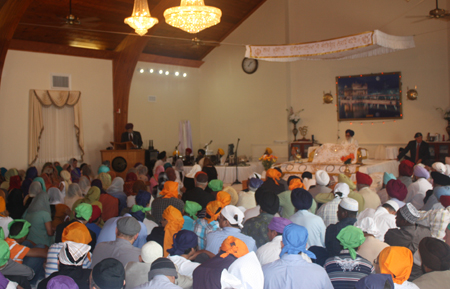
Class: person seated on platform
196,149,206,167
413,237,450,289
205,205,257,254
236,177,262,210
182,201,202,231
167,230,201,278
377,172,396,204
193,200,226,250
201,158,217,182
422,171,450,210
399,160,415,188
124,241,163,289
356,172,381,210
376,246,420,288
92,217,141,267
242,187,279,248
90,258,126,289
324,226,373,288
256,217,293,266
404,165,432,210
384,203,431,280
182,173,214,210
325,197,359,257
356,217,389,265
397,132,431,166
136,257,182,289
309,170,332,199
151,181,184,225
120,123,143,148
341,129,359,146
38,241,91,289
316,183,351,227
153,151,168,175
262,224,332,289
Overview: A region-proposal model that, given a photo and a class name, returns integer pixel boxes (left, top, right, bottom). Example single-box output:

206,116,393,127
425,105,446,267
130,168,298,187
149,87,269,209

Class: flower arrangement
341,153,354,165
259,154,278,171
286,106,304,125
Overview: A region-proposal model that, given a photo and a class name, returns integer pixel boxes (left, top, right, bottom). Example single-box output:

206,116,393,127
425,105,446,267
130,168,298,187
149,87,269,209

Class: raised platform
183,162,265,184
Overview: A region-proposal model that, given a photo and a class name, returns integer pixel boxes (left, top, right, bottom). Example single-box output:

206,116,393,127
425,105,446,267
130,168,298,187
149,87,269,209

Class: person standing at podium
121,123,143,148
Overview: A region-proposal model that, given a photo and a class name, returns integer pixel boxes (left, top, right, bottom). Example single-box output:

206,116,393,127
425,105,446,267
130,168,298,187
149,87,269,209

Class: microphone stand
232,138,241,185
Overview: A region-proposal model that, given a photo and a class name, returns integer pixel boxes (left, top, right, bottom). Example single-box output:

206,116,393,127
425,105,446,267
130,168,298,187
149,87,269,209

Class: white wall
0,50,113,171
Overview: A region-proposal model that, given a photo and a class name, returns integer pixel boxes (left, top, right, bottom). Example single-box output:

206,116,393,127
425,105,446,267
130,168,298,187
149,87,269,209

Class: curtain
36,105,81,166
29,90,84,165
245,30,415,62
178,120,193,154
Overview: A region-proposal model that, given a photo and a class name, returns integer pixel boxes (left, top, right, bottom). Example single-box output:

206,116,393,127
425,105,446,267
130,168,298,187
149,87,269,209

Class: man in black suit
120,123,143,148
397,132,431,165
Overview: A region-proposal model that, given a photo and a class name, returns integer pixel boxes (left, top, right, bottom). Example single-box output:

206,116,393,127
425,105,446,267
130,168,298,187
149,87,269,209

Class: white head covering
333,183,350,198
221,205,245,229
315,170,330,186
432,162,447,174
221,252,264,289
48,187,63,205
356,217,379,236
107,177,124,193
339,197,359,212
78,176,91,195
186,164,201,178
141,241,163,264
59,241,91,266
384,200,400,212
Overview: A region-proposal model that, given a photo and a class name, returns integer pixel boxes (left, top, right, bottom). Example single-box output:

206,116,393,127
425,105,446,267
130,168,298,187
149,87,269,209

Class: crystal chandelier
164,0,222,34
124,0,159,36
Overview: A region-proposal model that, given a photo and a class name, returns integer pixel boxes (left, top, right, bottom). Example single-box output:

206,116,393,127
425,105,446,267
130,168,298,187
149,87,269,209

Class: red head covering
194,171,207,178
126,172,137,182
386,179,407,201
266,169,281,185
399,160,414,177
440,195,450,208
356,172,372,186
8,176,22,191
89,205,102,223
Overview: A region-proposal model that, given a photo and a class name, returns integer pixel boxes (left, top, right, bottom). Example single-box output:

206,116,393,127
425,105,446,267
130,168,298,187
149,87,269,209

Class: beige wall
0,50,113,171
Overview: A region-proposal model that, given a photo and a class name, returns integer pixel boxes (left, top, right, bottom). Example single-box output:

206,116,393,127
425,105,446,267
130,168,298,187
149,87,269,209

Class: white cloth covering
134,275,182,289
236,191,257,210
404,178,433,210
167,255,200,279
221,252,264,289
357,207,397,241
341,138,359,147
244,206,260,223
255,235,311,266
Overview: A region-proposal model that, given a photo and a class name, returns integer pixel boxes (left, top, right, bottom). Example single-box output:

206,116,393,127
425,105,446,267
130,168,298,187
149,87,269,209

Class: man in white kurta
404,166,432,210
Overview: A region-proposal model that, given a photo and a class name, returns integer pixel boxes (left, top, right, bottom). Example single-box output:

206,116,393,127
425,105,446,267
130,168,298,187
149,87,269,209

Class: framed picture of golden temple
336,72,403,121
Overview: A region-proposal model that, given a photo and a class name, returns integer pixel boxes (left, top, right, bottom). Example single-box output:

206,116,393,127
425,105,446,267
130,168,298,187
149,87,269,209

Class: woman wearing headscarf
41,163,61,189
97,179,118,222
202,158,218,182
162,205,184,257
71,186,102,213
376,246,419,288
21,167,38,196
33,176,47,192
150,166,164,195
64,183,83,213
60,170,72,198
23,190,54,246
106,177,127,213
124,172,138,196
7,188,25,219
127,180,148,208
48,187,70,229
81,164,94,181
0,169,18,190
98,172,112,190
69,158,81,183
175,159,185,184
78,176,91,196
24,181,44,210
8,176,21,192
193,236,249,289
136,165,149,182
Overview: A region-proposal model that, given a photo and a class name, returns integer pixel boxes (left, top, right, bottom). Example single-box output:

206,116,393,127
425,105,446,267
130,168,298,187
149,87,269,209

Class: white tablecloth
374,145,399,160
183,162,264,184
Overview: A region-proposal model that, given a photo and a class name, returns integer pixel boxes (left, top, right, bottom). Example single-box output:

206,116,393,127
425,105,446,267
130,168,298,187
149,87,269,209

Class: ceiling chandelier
125,0,159,36
164,0,222,34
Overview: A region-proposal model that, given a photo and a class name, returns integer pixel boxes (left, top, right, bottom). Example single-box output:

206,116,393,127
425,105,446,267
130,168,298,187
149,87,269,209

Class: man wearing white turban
309,170,331,198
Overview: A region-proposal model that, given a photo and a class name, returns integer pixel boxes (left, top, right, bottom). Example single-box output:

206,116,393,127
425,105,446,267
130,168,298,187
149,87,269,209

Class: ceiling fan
62,0,100,27
407,0,450,22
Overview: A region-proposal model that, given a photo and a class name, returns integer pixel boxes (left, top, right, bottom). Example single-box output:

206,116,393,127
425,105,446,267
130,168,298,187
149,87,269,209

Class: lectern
101,142,145,179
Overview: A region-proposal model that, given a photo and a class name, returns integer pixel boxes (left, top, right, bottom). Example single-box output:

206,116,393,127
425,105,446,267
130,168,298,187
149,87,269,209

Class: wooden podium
101,142,145,179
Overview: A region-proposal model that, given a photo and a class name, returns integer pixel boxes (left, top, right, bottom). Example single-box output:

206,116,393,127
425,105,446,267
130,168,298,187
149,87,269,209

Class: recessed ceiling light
159,70,163,74
183,73,187,77
139,68,144,73
149,69,154,73
175,72,179,76
165,71,169,75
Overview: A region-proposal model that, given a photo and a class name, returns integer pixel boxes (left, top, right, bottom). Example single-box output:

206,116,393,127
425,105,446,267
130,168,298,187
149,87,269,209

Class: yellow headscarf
162,205,184,257
98,172,112,190
289,178,305,190
379,246,413,285
220,236,249,258
160,181,179,199
266,169,281,185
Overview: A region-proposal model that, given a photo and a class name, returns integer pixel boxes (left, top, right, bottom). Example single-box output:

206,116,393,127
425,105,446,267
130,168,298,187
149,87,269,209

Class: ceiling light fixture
125,0,159,36
164,0,222,34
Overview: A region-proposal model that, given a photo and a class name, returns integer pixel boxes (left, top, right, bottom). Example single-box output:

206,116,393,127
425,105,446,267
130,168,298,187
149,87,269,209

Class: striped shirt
324,251,374,289
5,238,30,264
193,218,220,250
45,242,92,277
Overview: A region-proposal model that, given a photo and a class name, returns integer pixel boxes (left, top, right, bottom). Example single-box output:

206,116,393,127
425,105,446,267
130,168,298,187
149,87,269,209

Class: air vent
51,74,71,90
148,96,157,102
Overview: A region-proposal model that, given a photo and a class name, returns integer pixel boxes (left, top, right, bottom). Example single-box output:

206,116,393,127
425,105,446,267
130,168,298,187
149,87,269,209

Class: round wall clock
242,57,258,74
112,156,127,172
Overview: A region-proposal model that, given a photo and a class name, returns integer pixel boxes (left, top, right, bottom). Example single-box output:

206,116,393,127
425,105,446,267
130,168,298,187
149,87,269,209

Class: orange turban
379,246,413,284
160,181,179,199
220,236,249,258
162,205,184,257
62,222,92,245
266,169,281,185
205,200,223,223
0,197,6,217
216,191,231,207
289,178,305,191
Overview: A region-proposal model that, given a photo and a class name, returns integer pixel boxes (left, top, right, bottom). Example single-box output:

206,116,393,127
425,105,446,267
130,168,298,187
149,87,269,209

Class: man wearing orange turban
162,205,184,257
216,191,231,207
377,246,416,286
193,200,223,250
160,181,179,199
219,236,249,259
266,169,281,185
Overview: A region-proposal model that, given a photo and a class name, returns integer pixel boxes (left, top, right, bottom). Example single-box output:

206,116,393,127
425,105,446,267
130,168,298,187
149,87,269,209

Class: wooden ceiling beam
139,53,204,68
0,0,34,88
